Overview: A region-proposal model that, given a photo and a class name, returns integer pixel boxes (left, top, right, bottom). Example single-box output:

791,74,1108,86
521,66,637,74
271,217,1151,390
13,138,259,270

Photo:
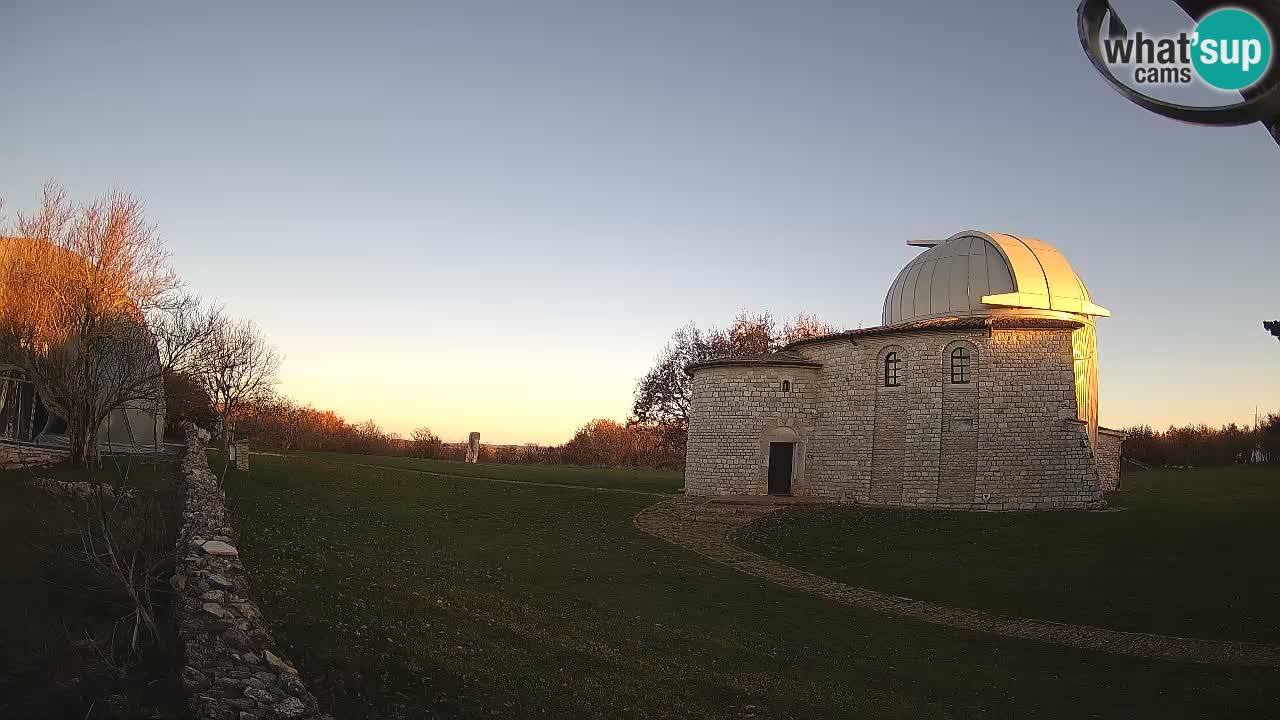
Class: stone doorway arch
759,423,806,496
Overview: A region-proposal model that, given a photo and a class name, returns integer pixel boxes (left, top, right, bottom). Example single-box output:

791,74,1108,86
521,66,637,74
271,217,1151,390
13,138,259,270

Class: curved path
634,498,1280,668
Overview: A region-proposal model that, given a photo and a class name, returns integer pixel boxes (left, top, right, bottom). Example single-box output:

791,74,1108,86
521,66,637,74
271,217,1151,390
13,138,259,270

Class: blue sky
2,0,1276,443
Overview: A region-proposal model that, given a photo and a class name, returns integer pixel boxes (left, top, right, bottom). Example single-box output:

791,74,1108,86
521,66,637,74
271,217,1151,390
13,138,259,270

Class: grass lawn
222,452,1280,719
738,465,1280,643
0,456,183,719
290,450,684,494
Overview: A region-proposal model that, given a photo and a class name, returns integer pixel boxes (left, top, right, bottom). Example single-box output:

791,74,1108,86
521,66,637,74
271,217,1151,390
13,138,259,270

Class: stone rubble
25,477,136,500
174,426,332,720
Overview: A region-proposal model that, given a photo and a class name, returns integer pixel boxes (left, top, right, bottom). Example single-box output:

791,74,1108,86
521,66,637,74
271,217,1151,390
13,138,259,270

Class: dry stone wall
685,327,1105,510
0,441,68,469
174,428,332,720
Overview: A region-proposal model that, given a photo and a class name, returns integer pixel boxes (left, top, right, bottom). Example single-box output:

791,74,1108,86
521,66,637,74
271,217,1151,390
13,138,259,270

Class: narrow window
781,380,791,393
884,352,901,387
951,347,971,384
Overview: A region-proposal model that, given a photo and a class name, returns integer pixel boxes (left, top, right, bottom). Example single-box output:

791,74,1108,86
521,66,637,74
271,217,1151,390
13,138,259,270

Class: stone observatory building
683,230,1126,511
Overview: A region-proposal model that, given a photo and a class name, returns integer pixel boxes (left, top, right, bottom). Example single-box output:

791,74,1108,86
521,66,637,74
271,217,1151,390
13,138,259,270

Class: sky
2,0,1277,444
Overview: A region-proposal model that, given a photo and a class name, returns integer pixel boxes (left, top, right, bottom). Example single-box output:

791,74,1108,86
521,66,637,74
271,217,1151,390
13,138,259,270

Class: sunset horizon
4,2,1280,718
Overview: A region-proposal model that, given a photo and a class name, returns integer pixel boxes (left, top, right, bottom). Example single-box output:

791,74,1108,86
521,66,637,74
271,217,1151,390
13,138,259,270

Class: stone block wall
939,340,979,504
971,330,1102,509
684,327,1105,510
0,441,69,469
174,428,332,720
799,341,876,501
1096,427,1127,491
870,380,906,503
684,366,818,496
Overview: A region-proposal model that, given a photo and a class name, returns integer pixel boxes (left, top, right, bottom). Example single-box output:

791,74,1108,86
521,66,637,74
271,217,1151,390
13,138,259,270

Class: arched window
884,352,901,387
950,347,971,384
781,380,791,393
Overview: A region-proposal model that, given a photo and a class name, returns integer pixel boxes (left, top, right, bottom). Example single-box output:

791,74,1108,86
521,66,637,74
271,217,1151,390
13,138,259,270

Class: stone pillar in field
465,432,480,463
231,440,250,472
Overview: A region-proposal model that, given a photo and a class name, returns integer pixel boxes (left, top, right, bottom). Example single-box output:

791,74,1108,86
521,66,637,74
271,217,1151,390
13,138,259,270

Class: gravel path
634,497,1280,668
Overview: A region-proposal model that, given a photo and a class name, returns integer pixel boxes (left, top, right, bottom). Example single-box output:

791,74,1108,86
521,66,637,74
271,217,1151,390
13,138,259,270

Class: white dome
882,231,1109,326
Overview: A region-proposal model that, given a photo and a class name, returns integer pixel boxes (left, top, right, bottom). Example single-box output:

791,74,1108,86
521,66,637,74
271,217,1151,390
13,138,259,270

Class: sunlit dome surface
882,230,1110,326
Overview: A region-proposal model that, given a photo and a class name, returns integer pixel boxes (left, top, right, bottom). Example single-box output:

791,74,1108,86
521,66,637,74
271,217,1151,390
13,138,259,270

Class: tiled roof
685,351,823,375
782,315,1085,350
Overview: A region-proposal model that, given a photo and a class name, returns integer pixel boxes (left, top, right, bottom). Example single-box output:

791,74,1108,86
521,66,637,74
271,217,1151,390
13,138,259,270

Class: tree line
215,309,838,469
228,396,685,468
1122,316,1279,468
1121,415,1279,468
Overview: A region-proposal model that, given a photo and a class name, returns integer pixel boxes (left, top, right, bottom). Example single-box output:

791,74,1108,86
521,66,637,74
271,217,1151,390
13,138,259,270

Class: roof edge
685,356,823,376
783,315,1086,351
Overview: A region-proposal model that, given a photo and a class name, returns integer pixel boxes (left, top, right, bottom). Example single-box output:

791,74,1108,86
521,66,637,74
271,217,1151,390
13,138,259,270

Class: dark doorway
767,442,794,495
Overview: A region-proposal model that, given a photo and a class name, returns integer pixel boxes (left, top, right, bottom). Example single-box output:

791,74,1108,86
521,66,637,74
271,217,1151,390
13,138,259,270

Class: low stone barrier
173,428,332,720
26,478,135,500
0,441,69,469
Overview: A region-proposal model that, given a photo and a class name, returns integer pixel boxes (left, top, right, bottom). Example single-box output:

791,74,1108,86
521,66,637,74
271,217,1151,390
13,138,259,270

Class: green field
738,465,1280,643
293,450,684,494
0,458,183,719
222,452,1280,719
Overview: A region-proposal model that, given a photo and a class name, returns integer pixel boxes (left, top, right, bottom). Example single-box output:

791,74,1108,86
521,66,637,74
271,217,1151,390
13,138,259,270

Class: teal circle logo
1192,8,1272,90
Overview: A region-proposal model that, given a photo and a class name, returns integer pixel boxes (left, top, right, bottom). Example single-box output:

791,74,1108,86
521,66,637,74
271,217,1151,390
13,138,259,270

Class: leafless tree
141,294,225,450
782,311,841,344
67,485,172,655
149,293,225,378
630,311,841,449
198,317,281,448
0,183,177,470
410,426,444,458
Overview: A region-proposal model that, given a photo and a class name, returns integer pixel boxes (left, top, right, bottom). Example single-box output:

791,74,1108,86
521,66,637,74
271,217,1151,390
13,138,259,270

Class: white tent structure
0,235,166,453
0,363,165,452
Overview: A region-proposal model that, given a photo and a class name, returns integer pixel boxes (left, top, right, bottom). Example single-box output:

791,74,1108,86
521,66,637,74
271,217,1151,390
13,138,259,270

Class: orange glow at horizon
269,331,1279,448
271,336,650,446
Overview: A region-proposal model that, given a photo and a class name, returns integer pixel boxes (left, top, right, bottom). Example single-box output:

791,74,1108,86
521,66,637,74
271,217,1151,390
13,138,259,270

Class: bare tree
630,311,840,450
629,312,775,450
198,317,281,448
782,311,841,344
410,426,444,458
150,293,224,377
145,294,225,447
0,183,177,470
629,323,710,450
67,486,172,655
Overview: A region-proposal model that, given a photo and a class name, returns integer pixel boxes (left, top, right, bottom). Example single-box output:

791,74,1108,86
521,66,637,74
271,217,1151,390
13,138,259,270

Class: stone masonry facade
684,326,1105,510
1096,426,1126,492
684,365,820,496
